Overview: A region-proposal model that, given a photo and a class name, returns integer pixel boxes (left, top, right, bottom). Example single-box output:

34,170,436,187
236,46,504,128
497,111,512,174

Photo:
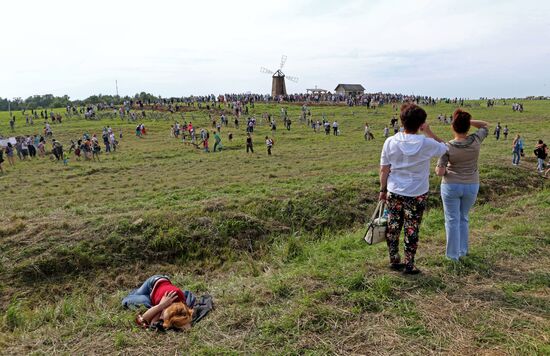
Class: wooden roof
334,84,365,91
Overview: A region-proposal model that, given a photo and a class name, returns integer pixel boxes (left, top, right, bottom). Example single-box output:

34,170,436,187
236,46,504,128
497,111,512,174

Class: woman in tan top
436,109,489,260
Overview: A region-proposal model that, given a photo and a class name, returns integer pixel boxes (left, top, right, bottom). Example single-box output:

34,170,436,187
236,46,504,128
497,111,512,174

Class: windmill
260,55,299,97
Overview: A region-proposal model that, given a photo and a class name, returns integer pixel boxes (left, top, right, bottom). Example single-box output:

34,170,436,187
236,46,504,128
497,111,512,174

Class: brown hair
400,103,427,132
162,302,193,330
452,109,471,134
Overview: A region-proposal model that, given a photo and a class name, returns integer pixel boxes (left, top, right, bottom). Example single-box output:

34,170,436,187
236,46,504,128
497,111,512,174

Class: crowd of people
2,97,548,177
167,115,279,156
35,91,459,121
162,101,378,157
156,99,550,181
1,98,548,338
0,125,123,173
0,134,66,172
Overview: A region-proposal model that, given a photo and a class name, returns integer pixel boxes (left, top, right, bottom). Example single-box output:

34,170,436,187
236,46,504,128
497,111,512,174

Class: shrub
3,301,25,331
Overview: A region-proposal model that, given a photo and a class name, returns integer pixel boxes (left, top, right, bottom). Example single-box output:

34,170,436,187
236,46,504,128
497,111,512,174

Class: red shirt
150,279,185,306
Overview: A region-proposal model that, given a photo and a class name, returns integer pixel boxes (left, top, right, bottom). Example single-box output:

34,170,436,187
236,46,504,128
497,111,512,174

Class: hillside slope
1,101,549,354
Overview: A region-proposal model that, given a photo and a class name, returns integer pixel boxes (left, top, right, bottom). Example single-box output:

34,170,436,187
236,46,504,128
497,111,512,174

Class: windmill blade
279,55,287,70
286,75,299,83
260,67,274,75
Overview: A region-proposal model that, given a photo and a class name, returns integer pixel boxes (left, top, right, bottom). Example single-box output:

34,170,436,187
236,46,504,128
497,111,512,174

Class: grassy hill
0,100,548,354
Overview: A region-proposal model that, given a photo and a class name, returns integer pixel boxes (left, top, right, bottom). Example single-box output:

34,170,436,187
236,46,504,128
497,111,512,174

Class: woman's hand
140,291,179,324
420,122,445,143
159,291,178,307
379,192,387,201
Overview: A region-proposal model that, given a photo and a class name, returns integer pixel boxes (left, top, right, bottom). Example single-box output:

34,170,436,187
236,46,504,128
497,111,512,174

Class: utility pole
115,80,119,97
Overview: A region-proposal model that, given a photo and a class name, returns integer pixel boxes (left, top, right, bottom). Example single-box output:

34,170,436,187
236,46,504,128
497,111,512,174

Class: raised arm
470,120,489,129
420,123,444,143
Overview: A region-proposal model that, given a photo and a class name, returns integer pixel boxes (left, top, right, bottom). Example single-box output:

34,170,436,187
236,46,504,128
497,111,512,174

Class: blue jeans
122,275,169,309
441,183,479,260
537,158,545,172
512,149,521,164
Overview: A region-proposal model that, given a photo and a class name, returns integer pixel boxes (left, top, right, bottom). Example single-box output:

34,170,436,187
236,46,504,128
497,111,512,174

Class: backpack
534,146,547,159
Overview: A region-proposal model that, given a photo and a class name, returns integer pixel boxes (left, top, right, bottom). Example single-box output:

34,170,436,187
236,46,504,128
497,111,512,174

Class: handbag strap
371,201,383,221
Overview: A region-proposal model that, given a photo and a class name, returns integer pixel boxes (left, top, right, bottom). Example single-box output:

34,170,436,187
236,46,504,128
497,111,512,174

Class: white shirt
380,132,447,197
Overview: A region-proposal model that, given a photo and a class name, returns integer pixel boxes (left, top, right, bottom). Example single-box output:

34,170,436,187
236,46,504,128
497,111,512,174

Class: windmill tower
261,55,299,97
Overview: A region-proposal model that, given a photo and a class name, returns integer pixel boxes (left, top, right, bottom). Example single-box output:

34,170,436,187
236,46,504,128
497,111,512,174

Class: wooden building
334,84,365,96
271,70,287,97
306,88,328,94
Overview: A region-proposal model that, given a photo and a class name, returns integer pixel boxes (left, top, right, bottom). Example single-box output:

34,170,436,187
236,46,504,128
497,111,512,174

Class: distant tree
134,92,159,103
0,91,173,111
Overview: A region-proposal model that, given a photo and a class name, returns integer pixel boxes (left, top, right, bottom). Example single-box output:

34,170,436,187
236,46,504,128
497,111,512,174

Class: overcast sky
0,0,548,99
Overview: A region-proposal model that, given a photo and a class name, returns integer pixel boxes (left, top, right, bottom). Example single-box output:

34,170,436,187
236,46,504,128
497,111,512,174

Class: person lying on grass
122,275,196,331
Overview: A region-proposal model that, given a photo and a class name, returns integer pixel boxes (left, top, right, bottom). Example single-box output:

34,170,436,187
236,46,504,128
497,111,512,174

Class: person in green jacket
213,131,222,152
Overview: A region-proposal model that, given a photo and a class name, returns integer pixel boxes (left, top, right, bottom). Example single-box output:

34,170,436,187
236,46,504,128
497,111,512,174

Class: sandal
403,266,422,275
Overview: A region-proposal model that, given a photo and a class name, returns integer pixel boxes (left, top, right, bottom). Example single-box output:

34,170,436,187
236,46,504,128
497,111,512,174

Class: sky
0,0,548,99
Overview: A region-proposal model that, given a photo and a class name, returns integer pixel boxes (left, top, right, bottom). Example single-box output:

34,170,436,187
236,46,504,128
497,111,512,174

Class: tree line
0,92,163,111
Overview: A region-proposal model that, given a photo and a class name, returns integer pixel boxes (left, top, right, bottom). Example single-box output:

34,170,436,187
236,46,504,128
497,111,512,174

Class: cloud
0,0,548,99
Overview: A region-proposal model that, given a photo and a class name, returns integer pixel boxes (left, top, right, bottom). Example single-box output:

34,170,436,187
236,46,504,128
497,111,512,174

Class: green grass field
0,100,549,354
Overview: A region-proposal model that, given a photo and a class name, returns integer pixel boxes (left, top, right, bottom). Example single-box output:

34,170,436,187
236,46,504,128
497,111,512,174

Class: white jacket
380,132,447,197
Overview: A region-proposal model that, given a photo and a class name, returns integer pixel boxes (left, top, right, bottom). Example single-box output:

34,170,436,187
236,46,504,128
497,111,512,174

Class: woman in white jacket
379,104,447,274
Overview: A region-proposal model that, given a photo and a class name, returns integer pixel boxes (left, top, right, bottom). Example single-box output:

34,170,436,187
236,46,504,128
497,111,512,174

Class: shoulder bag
364,201,388,245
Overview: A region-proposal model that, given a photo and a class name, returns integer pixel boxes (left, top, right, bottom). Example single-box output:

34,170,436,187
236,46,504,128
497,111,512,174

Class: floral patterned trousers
385,192,428,269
